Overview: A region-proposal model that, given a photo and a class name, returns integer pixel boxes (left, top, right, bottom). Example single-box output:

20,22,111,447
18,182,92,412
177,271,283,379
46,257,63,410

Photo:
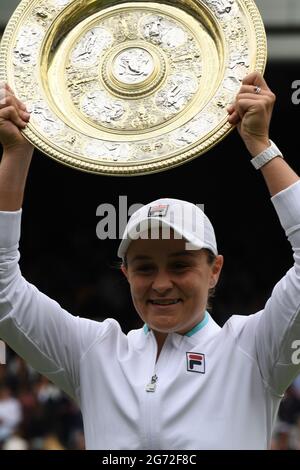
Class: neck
153,331,168,361
151,312,209,360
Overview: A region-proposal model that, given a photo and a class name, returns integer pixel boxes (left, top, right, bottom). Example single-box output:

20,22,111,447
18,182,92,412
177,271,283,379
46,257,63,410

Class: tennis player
1,73,300,449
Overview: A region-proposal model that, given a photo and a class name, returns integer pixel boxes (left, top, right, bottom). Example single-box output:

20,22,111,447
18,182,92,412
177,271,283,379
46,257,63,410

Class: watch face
0,0,267,176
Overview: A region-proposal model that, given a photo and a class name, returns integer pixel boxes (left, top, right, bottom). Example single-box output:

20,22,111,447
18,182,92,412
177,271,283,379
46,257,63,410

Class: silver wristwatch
250,140,283,170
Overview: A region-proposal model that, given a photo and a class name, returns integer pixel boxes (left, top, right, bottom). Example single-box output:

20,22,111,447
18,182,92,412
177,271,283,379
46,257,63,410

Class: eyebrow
130,251,197,264
130,255,152,263
169,251,197,258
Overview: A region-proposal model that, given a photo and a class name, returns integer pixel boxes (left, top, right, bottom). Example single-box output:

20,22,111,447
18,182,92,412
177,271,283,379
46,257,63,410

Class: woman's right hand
0,82,33,151
0,83,34,210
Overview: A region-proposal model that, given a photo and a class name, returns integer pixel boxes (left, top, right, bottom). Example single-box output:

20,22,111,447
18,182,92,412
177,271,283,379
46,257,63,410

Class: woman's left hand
227,72,276,156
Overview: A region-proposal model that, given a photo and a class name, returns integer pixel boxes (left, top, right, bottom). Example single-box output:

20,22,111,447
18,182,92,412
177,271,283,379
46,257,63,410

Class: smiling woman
1,72,300,449
118,202,223,357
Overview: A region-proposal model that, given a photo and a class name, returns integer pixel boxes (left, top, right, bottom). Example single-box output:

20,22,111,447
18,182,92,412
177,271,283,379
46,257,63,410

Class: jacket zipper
145,373,158,392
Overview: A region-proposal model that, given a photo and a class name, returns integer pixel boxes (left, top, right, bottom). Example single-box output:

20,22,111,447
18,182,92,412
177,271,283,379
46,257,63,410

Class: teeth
151,300,180,305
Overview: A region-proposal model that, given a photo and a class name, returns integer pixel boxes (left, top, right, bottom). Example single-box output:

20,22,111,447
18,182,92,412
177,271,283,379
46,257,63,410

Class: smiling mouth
148,299,182,306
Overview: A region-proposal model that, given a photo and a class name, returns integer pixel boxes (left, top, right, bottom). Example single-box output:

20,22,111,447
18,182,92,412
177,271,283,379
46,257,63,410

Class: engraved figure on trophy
142,16,187,48
209,0,234,14
81,91,125,124
84,140,129,161
172,115,216,147
104,142,130,161
13,25,43,65
71,28,113,67
132,106,157,130
228,50,249,81
156,74,198,112
113,49,154,84
30,102,63,135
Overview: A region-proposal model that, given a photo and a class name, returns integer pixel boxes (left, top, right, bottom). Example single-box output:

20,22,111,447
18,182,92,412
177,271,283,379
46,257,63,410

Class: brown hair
205,249,217,311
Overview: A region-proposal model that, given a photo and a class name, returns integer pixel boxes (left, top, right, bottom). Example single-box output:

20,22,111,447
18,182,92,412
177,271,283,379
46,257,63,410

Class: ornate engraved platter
0,0,267,175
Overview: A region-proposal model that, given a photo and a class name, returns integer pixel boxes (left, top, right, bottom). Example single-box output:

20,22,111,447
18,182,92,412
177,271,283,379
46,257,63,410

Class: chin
149,319,179,333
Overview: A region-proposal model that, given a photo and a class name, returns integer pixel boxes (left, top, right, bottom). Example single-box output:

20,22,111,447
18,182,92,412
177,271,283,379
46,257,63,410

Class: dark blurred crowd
1,344,300,450
0,348,84,450
271,375,300,450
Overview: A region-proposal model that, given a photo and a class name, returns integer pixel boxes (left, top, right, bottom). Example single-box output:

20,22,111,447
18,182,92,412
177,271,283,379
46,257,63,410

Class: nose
151,269,173,294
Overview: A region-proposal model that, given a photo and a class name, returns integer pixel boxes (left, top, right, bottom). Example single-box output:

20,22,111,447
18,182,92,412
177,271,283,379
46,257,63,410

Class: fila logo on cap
148,204,169,218
186,352,205,374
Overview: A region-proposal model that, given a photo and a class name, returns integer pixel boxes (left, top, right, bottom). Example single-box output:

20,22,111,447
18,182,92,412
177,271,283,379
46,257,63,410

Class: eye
171,262,190,271
134,264,155,274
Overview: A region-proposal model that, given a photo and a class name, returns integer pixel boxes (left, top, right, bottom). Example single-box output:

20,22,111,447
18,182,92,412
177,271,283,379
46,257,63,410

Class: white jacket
1,182,300,449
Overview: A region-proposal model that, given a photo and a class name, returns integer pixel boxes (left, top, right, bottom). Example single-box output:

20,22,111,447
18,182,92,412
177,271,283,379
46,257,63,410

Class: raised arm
228,72,299,195
228,72,300,396
0,82,33,211
0,84,107,400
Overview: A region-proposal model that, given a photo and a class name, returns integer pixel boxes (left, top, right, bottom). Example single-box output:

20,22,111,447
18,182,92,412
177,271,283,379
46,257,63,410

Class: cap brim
117,217,211,259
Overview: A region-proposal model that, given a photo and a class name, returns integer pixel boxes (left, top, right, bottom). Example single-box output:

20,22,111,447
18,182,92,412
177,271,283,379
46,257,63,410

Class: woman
0,73,300,449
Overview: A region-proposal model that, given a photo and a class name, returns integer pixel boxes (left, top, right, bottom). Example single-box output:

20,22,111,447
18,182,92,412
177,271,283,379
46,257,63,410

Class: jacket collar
143,310,210,337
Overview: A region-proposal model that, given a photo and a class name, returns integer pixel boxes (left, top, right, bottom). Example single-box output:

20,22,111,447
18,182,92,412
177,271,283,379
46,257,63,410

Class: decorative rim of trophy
0,0,267,176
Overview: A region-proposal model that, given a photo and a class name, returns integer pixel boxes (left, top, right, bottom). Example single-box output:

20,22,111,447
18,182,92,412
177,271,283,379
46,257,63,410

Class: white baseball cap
118,198,218,259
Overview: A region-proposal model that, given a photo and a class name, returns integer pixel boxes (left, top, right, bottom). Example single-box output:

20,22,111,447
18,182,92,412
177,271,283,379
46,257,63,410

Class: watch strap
251,140,283,170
